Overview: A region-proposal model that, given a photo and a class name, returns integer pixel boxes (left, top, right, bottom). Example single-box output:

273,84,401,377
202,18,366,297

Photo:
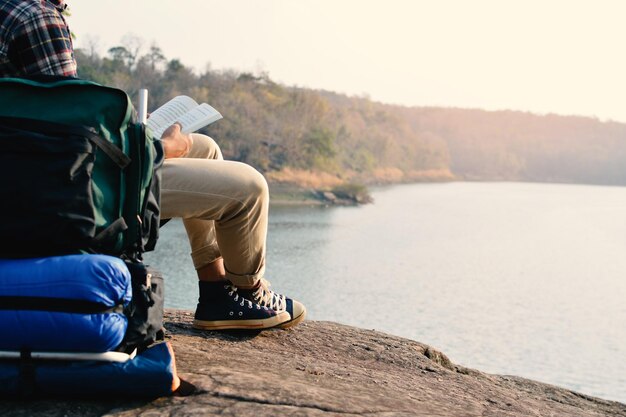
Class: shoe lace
252,278,286,311
225,284,257,309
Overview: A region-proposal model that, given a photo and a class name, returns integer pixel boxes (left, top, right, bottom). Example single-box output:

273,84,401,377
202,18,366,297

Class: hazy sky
68,0,626,123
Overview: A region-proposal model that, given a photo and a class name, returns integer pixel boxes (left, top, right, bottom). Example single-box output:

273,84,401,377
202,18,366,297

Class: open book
146,95,223,139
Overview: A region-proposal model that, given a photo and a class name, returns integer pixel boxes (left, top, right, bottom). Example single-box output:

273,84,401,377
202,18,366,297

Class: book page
177,103,223,134
147,95,198,138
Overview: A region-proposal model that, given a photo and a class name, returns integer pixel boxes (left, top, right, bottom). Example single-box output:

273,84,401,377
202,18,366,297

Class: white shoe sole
278,308,306,329
193,311,290,330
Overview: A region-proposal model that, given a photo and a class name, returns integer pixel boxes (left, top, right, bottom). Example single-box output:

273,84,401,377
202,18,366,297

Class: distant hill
75,46,626,187
396,106,626,185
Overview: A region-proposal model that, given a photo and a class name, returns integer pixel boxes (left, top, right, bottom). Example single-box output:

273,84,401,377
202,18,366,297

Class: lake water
145,181,626,403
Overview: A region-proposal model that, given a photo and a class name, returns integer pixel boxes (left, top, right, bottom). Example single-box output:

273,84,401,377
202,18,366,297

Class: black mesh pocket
118,261,165,353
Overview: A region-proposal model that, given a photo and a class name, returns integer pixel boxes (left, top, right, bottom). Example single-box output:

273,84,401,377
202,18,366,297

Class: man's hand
161,123,193,159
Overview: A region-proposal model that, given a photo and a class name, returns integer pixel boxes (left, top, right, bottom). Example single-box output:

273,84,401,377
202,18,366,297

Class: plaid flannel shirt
0,0,77,77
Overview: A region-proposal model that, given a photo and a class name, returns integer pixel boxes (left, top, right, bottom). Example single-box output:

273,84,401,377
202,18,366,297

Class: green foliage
300,127,336,170
74,41,626,186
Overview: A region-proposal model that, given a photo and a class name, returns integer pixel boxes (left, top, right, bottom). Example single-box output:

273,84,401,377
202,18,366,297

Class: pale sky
69,0,626,123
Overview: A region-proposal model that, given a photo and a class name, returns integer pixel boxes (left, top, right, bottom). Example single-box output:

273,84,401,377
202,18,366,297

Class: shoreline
265,167,456,206
268,177,626,206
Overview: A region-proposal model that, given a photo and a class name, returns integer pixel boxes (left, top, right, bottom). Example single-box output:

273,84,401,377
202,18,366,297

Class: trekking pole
138,88,148,124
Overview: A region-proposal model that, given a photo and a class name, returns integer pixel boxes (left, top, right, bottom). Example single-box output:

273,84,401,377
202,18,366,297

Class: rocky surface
2,309,625,417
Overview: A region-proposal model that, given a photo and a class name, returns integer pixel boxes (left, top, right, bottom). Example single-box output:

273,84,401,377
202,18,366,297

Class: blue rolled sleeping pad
0,254,132,352
0,341,181,397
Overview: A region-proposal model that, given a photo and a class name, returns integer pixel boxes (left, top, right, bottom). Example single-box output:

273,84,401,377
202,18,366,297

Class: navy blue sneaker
237,278,306,329
193,282,290,330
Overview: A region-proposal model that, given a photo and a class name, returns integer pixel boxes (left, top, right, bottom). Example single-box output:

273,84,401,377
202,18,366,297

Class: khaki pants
160,134,268,287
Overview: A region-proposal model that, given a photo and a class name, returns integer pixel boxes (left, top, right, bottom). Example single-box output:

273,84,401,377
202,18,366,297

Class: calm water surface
145,182,626,403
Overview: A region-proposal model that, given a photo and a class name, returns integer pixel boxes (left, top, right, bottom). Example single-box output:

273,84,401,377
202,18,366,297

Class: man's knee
189,134,223,160
239,163,269,201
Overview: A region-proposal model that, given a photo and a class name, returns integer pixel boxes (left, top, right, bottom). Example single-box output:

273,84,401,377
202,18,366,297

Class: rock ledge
1,309,625,417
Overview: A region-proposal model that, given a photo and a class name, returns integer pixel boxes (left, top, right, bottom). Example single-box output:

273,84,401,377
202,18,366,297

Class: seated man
0,0,305,330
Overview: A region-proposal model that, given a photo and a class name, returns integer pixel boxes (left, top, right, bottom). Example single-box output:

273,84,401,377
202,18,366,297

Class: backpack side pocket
118,261,165,353
0,117,97,257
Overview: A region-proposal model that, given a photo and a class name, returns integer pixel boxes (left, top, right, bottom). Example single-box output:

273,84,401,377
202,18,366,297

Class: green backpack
0,77,163,260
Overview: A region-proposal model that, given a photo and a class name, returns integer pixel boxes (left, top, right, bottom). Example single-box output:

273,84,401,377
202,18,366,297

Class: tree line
74,41,626,187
